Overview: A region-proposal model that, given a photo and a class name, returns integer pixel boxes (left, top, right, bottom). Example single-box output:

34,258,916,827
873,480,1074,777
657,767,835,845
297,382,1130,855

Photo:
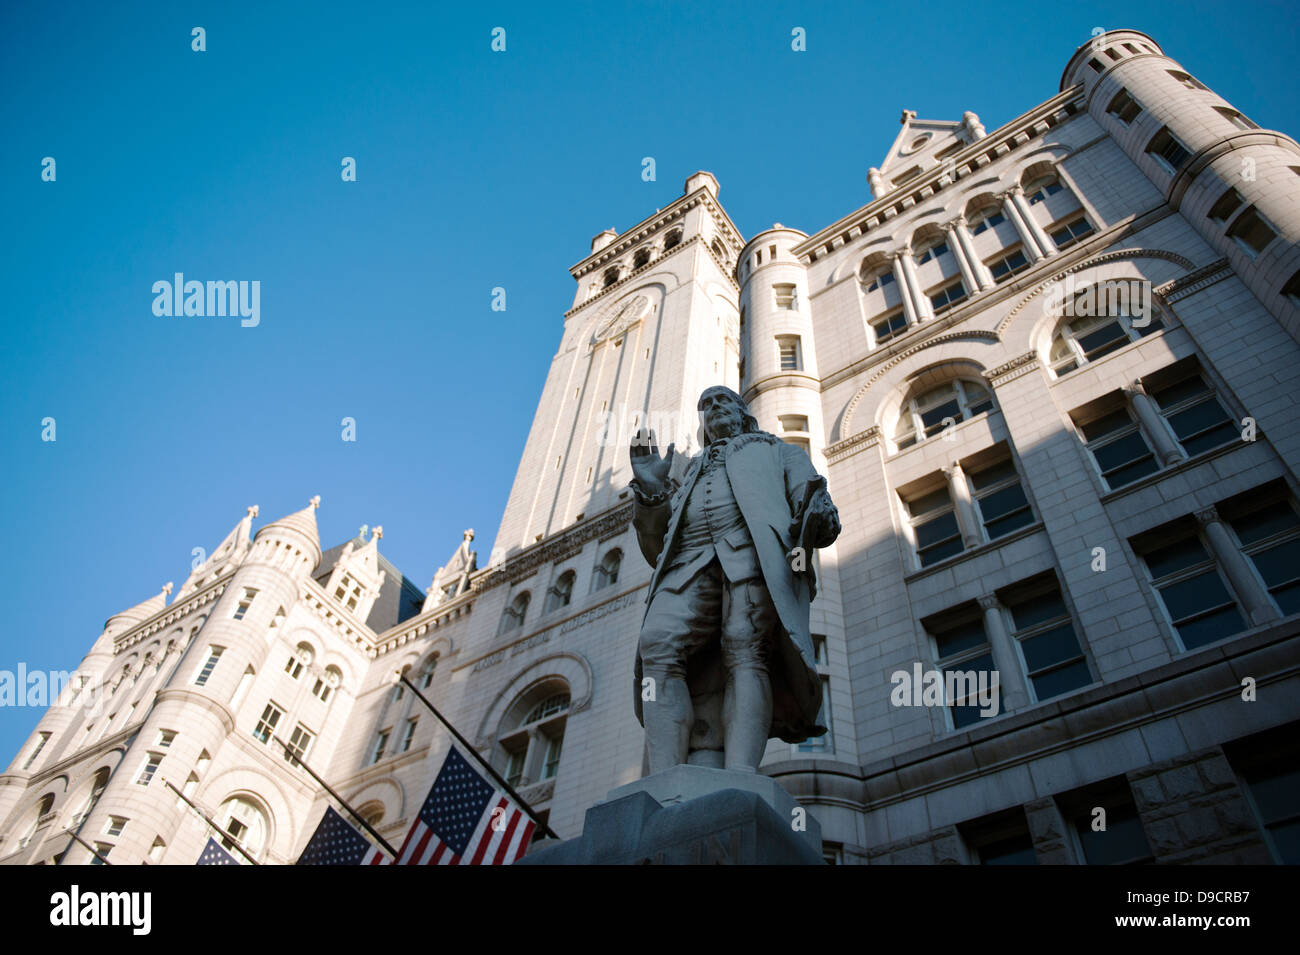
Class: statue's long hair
694,385,762,451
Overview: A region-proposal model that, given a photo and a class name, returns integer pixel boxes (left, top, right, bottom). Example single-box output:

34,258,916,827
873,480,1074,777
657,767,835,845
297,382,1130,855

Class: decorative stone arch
836,331,1001,440
1020,156,1064,191
473,652,594,749
963,191,1005,220
315,651,355,691
856,249,894,285
343,776,406,827
200,769,297,861
908,220,948,254
997,248,1199,355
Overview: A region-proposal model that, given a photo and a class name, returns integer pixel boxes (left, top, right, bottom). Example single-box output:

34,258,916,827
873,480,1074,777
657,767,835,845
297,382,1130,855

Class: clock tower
490,172,746,561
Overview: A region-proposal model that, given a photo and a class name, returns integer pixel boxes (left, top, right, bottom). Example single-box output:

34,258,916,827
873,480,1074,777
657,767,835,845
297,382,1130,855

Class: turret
1062,29,1300,332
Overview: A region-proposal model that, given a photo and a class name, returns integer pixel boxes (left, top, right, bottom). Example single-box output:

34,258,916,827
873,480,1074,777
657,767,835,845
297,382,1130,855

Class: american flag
296,806,390,865
196,837,240,865
395,746,535,865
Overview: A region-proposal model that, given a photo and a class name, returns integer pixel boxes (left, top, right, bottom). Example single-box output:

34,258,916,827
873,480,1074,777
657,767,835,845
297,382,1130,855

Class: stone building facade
2,29,1297,865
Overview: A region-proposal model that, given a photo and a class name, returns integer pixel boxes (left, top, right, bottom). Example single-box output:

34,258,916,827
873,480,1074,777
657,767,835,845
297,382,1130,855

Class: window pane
1032,659,1092,700
1166,399,1231,441
1078,410,1131,441
979,833,1037,864
1249,538,1300,590
1092,431,1151,473
1143,536,1209,578
908,488,951,517
978,484,1030,524
1020,624,1083,673
1076,804,1152,865
921,399,961,434
969,459,1017,491
1076,321,1128,359
1176,604,1246,650
1230,502,1300,545
1008,591,1068,631
915,512,960,551
1150,376,1208,409
1158,571,1233,621
934,619,987,659
1179,422,1239,457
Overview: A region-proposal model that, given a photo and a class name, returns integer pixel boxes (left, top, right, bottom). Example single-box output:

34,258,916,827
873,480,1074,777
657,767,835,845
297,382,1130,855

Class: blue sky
1,0,1296,760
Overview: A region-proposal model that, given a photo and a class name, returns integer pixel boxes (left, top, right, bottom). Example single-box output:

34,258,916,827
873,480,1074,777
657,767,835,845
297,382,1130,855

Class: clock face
593,294,650,344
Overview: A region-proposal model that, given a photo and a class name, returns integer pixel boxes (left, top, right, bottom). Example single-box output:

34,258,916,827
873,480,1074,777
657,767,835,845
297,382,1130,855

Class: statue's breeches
638,558,777,676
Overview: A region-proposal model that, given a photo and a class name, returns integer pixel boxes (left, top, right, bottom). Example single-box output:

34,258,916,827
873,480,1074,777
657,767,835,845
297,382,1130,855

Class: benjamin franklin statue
628,385,841,773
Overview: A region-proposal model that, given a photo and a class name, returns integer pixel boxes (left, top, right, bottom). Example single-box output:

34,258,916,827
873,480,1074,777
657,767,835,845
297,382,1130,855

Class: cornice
983,351,1043,387
1154,258,1232,302
824,426,882,465
473,502,634,593
112,576,229,653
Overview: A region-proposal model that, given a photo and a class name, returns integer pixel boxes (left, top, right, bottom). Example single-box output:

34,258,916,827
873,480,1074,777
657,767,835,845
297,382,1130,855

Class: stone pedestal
517,765,824,865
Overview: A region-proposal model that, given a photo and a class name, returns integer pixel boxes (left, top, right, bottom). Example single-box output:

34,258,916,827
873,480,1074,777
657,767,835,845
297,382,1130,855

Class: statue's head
696,385,760,446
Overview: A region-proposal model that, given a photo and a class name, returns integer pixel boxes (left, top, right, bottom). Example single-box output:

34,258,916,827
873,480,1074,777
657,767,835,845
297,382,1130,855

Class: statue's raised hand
629,428,674,496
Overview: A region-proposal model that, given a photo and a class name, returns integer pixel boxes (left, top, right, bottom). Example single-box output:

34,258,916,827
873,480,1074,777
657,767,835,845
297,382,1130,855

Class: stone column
520,725,545,787
943,462,983,549
943,221,981,297
1009,184,1058,258
978,593,1031,714
1123,381,1184,466
891,252,921,328
898,250,934,323
951,216,995,290
1194,506,1282,627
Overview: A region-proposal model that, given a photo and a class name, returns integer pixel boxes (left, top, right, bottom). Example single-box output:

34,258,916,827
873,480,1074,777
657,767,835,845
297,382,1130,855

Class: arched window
633,248,651,269
418,655,438,690
967,202,1006,235
892,378,995,450
499,591,530,635
1047,285,1162,376
603,266,620,288
358,802,385,828
284,642,313,680
498,684,570,789
859,257,896,292
593,549,622,592
18,794,55,849
71,768,110,826
1023,171,1064,205
710,238,725,259
312,664,342,701
911,232,951,265
545,570,576,613
216,796,269,860
663,229,682,252
230,665,255,709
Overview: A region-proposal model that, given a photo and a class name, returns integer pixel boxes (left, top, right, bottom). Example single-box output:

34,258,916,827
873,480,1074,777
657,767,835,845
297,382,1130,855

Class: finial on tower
373,526,383,540
900,109,917,125
464,528,475,541
247,505,259,518
162,582,174,596
309,495,321,509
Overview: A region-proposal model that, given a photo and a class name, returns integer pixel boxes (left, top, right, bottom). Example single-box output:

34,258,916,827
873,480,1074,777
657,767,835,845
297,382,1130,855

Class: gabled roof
314,537,425,633
876,109,978,185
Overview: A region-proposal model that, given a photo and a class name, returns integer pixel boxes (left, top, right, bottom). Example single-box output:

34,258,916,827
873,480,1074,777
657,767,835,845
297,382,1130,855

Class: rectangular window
773,283,797,309
1225,206,1278,258
968,458,1034,541
505,747,526,787
541,734,564,780
1060,780,1153,865
926,611,999,729
1226,497,1300,616
961,808,1037,864
797,676,833,752
1225,724,1300,864
779,415,809,433
904,486,964,568
136,752,163,786
1003,582,1091,701
1147,372,1237,457
1145,127,1193,174
91,843,113,866
1168,69,1207,90
1105,88,1143,125
1076,406,1158,490
986,247,1030,282
155,729,177,749
285,724,313,764
104,816,127,838
872,306,908,345
193,646,225,686
1050,216,1095,249
371,729,390,764
1215,106,1257,130
401,717,418,753
866,270,896,292
777,335,802,371
811,633,829,667
252,702,283,745
1135,525,1246,650
232,587,258,621
916,240,950,264
929,278,968,313
1207,186,1244,224
23,732,50,770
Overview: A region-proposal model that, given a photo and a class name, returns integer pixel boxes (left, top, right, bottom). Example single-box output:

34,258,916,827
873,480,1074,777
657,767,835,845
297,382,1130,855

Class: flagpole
398,672,561,841
269,735,400,858
60,828,113,865
163,778,261,865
